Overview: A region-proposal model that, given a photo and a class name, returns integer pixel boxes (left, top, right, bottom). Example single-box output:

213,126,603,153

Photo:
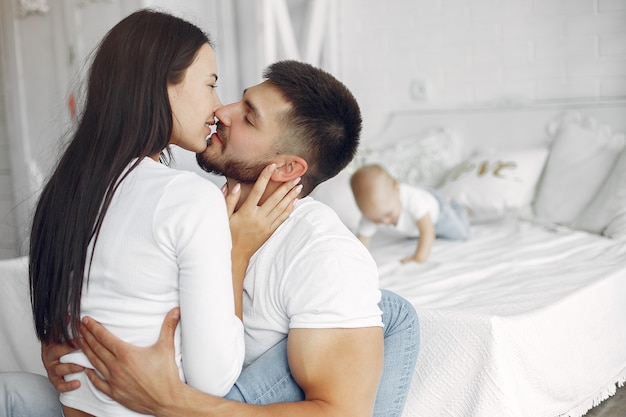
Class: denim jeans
0,290,419,417
0,372,62,417
226,289,420,417
431,190,471,241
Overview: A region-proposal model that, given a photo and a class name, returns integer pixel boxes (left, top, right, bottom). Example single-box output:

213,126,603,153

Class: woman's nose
214,94,223,110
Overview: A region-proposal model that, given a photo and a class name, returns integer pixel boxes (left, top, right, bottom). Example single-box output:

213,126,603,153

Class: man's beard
196,150,268,184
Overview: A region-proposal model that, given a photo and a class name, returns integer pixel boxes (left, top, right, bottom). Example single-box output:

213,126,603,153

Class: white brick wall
1,0,624,257
335,0,626,138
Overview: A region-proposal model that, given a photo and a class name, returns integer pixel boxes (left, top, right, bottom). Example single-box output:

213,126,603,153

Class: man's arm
79,313,383,417
211,327,384,417
284,327,384,416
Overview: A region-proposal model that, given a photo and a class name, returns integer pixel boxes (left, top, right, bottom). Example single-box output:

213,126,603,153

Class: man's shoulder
289,197,354,236
263,197,365,258
262,198,378,281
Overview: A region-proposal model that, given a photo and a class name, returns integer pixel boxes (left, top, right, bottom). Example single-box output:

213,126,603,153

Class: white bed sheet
370,218,626,417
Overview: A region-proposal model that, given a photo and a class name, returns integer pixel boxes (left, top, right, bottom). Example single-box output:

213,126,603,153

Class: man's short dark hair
264,60,362,195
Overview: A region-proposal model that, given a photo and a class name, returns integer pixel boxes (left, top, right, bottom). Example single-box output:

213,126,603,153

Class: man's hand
41,341,84,392
77,312,385,417
79,308,186,415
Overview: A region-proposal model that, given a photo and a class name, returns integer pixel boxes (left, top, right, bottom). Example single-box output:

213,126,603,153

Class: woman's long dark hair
29,9,212,344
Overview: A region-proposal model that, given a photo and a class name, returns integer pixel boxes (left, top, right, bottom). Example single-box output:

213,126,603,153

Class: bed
1,104,626,417
312,103,626,416
373,219,626,417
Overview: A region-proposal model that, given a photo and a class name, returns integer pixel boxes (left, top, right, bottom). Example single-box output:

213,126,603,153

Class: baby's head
350,164,402,225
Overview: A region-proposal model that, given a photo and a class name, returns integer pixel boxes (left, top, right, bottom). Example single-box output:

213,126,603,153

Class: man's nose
214,104,231,126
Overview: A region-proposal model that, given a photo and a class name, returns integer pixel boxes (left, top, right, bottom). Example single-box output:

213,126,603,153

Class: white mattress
370,218,626,417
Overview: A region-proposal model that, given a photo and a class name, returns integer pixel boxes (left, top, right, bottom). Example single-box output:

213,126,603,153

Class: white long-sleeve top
61,158,244,416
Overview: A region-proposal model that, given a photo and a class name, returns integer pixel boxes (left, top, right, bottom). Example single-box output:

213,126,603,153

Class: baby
350,164,470,263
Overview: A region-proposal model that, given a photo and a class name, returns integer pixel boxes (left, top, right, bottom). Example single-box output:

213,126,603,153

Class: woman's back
60,158,245,416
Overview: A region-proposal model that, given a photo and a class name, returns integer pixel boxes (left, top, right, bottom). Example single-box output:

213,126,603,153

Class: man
1,61,419,417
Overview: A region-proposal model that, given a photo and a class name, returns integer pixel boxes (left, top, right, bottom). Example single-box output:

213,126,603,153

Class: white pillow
358,128,468,188
311,168,361,232
533,112,625,225
605,212,626,239
438,148,549,222
573,147,626,238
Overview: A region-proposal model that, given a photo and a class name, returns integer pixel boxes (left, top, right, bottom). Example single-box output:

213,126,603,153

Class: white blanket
371,219,626,417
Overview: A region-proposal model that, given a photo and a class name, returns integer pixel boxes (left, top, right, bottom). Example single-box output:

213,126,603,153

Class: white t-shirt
61,158,244,416
242,196,383,366
357,184,440,238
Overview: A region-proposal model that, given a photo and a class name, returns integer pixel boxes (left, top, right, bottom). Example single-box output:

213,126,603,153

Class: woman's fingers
242,164,277,208
263,179,302,230
223,183,241,217
227,164,303,259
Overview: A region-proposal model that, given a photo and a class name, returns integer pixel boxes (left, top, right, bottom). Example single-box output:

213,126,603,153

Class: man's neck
226,177,279,211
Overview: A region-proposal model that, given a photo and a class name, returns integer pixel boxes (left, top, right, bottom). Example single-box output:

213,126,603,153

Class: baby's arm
357,234,372,248
401,214,435,263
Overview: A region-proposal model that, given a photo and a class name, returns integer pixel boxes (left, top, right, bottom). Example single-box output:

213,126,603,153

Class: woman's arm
225,164,301,319
178,164,301,394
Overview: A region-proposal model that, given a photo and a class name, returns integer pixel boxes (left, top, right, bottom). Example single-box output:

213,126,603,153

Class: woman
29,9,298,417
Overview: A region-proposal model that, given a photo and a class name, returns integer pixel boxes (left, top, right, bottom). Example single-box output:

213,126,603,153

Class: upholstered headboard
362,102,626,151
313,102,626,232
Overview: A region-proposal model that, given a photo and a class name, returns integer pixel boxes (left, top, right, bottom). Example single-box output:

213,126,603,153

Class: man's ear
272,155,308,182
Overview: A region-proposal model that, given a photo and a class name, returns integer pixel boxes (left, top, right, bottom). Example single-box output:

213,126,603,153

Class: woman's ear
272,155,308,182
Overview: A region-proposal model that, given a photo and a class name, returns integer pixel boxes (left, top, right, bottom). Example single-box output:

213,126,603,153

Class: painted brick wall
335,0,626,137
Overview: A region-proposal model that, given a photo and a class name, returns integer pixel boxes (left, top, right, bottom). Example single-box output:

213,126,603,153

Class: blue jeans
431,191,471,241
0,372,62,417
0,290,419,417
226,289,420,417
